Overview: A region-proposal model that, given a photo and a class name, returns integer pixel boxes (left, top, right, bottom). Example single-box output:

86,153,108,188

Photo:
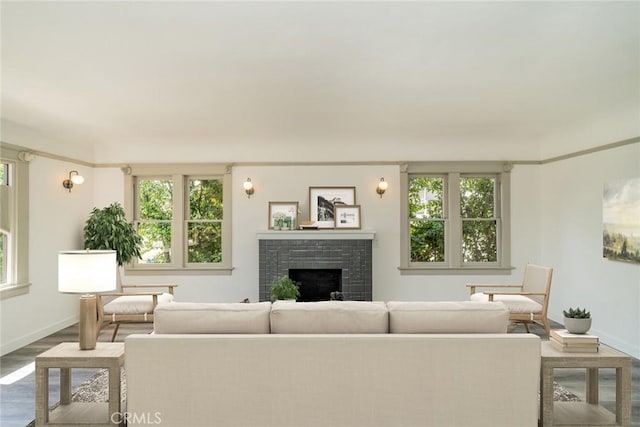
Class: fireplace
289,268,341,302
258,232,374,302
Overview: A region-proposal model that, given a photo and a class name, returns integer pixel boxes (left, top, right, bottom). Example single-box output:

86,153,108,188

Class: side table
540,340,632,426
35,342,125,427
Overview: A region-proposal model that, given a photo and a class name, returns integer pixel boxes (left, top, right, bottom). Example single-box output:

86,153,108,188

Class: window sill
0,282,31,300
398,266,514,276
125,267,234,276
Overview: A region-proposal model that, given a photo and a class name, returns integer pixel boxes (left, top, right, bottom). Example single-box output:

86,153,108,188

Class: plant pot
564,317,592,334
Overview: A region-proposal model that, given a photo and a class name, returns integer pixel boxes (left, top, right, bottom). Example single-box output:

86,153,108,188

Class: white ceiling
1,1,639,163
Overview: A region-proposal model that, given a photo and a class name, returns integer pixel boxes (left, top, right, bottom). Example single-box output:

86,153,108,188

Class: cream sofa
125,301,541,427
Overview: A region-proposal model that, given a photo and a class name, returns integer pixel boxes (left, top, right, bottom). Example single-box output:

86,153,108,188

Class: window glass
461,177,497,263
0,232,6,284
409,176,445,263
403,166,509,273
1,163,9,284
187,178,223,263
137,178,173,264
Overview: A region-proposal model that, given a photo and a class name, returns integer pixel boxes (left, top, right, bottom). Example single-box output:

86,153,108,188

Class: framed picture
268,202,299,230
309,186,356,228
334,205,361,229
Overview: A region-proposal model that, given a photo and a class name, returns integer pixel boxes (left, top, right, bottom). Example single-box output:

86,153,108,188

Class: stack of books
550,329,599,353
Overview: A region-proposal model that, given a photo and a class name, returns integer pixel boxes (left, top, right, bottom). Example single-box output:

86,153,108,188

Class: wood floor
1,323,151,427
1,321,639,426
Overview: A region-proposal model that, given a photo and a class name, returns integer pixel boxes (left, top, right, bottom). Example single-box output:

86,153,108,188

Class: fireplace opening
289,269,342,302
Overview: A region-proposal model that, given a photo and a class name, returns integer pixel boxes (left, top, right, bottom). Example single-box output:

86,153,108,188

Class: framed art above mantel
309,186,356,228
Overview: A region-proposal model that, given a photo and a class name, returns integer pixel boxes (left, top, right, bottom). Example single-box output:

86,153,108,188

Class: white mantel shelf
257,230,376,240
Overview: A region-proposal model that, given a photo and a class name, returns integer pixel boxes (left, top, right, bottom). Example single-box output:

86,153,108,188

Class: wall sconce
376,177,388,198
243,178,255,198
62,170,85,192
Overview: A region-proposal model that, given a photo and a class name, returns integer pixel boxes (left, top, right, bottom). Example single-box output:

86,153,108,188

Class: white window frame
124,164,232,275
0,144,30,299
400,162,512,275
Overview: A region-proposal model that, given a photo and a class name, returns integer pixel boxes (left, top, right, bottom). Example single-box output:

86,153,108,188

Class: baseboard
0,315,79,356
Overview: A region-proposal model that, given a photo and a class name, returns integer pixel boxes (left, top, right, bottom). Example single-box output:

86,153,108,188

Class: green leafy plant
270,275,300,302
83,202,142,266
563,307,591,319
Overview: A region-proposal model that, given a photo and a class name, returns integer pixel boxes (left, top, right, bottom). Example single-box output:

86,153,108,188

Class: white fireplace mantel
257,230,376,240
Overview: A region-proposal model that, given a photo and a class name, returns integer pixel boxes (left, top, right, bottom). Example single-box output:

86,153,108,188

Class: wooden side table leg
108,364,122,426
60,367,71,405
617,364,632,425
586,367,599,404
35,366,49,426
541,364,555,426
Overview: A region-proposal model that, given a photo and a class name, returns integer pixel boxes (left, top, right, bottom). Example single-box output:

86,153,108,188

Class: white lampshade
58,250,117,294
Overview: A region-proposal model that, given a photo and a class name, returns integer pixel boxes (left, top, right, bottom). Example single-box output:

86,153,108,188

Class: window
401,162,511,274
0,144,30,299
124,164,231,274
1,163,9,284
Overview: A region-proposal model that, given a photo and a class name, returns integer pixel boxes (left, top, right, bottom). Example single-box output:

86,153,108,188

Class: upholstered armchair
467,264,553,335
97,284,177,341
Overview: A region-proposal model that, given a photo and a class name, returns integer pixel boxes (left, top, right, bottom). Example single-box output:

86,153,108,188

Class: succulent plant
563,307,591,319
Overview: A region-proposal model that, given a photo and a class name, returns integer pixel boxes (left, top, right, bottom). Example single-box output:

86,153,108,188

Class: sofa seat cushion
153,302,272,334
103,293,175,315
470,292,542,313
270,301,389,333
387,301,509,333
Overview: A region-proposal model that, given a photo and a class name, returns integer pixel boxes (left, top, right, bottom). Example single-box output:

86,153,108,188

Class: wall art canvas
603,177,640,264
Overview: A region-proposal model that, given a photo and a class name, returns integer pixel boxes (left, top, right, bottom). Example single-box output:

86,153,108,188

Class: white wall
0,156,96,354
541,143,640,358
3,142,639,359
108,164,541,305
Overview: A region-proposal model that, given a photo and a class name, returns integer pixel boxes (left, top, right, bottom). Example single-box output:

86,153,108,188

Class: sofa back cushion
387,301,509,333
154,302,272,334
270,301,389,333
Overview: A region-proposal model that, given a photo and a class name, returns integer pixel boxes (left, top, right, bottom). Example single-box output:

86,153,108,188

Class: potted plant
563,307,592,334
270,275,300,302
83,202,142,268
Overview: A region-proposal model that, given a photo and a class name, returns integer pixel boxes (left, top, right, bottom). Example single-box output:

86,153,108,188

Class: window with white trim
400,162,512,274
124,164,231,274
0,144,30,298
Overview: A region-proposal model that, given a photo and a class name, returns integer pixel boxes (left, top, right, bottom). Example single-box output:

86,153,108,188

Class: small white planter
564,317,592,334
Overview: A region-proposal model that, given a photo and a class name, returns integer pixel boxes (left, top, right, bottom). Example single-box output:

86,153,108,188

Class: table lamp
58,250,117,350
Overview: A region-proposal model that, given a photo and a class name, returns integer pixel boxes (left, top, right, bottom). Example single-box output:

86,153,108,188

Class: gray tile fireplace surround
258,233,373,302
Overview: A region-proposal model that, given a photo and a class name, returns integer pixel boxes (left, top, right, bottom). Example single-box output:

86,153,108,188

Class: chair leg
111,324,120,342
542,318,551,337
523,322,531,333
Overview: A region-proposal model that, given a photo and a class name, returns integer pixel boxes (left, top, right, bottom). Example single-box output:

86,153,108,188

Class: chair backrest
521,264,553,309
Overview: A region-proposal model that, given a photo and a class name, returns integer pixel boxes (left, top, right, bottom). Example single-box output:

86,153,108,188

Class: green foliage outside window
409,175,498,264
187,179,223,263
460,177,497,262
137,179,173,264
136,177,223,264
409,177,445,262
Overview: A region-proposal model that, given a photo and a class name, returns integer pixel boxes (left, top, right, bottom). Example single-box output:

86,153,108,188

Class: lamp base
79,295,98,350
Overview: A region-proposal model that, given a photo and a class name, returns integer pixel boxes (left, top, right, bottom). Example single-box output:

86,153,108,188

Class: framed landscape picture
335,205,361,229
603,177,640,264
268,201,299,230
309,186,356,228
